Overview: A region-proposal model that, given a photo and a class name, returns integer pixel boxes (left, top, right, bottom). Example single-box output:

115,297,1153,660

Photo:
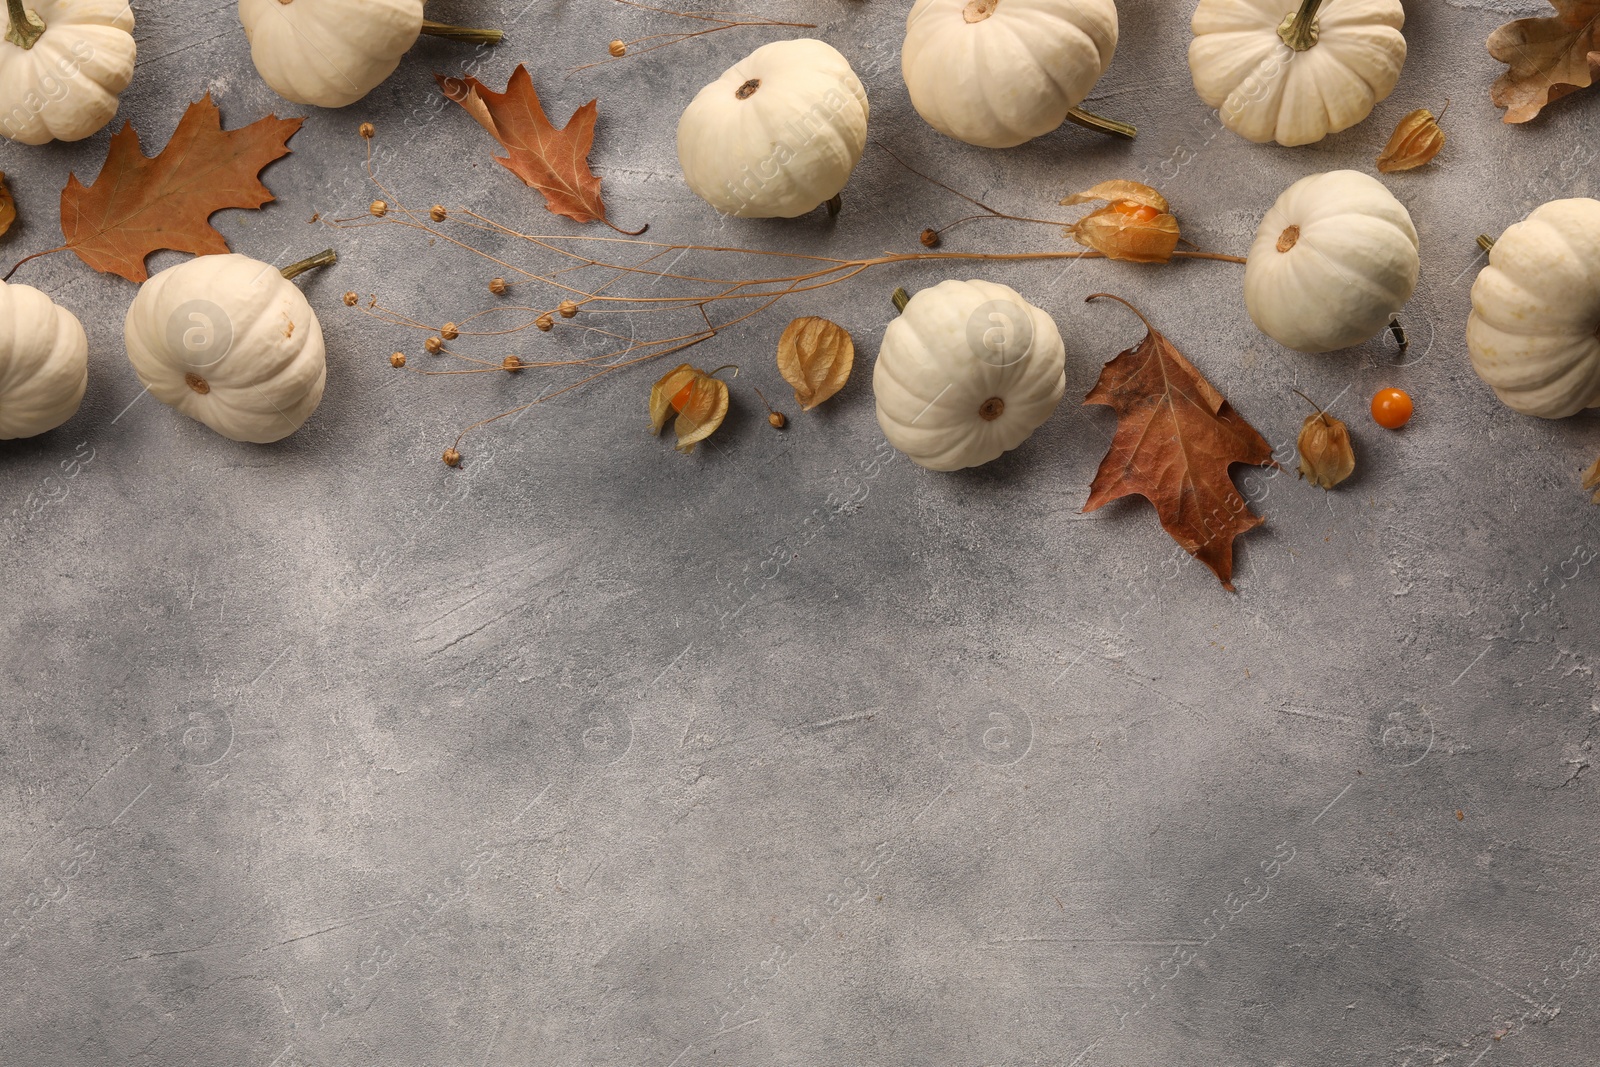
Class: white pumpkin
1244,170,1418,354
0,0,135,145
0,279,88,439
902,0,1118,149
1468,198,1600,419
1189,0,1406,147
239,0,499,108
677,39,869,219
125,254,328,444
874,279,1066,471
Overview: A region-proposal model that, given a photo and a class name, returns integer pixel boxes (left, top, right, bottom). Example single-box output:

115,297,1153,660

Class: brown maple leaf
437,66,640,234
1082,294,1277,591
57,95,301,283
0,172,15,240
1488,0,1600,123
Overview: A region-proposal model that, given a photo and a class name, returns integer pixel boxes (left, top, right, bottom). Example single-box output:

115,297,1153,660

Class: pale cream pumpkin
125,254,328,444
1244,170,1418,353
901,0,1119,149
874,279,1066,471
1189,0,1406,147
677,39,869,219
1468,198,1600,419
0,0,135,144
0,279,88,439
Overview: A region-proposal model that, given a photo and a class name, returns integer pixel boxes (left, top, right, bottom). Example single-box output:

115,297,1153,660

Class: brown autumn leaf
651,364,729,454
776,316,854,411
1377,106,1448,172
59,95,301,283
438,66,632,232
1062,180,1180,264
1487,0,1600,123
0,173,15,240
1082,294,1277,590
1583,456,1600,503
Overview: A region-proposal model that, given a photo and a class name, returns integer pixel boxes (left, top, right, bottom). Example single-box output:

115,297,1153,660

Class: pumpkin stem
825,194,842,217
419,19,505,45
4,0,45,50
280,248,338,281
1387,316,1408,353
1278,0,1322,52
1477,234,1497,253
891,288,911,313
1065,107,1137,140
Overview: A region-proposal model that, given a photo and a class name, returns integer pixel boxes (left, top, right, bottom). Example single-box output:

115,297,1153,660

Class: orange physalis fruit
1062,180,1181,264
650,364,730,454
1377,106,1447,173
1371,388,1414,429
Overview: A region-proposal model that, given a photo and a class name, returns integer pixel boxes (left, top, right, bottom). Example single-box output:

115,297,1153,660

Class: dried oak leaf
1487,0,1600,123
776,316,854,411
1083,294,1277,590
437,66,632,232
1583,456,1600,503
0,172,14,239
1377,107,1447,172
1062,180,1180,264
651,364,729,454
60,95,302,283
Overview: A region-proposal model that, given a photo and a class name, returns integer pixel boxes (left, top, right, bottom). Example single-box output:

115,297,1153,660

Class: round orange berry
1371,387,1413,430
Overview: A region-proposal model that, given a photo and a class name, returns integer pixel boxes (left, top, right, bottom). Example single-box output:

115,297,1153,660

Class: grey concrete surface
2,0,1598,1064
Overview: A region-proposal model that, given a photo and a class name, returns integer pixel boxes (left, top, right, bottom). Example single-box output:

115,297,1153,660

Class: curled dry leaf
1377,107,1448,173
776,316,854,410
1062,180,1180,264
1487,0,1600,123
1584,456,1600,504
1297,409,1355,489
650,364,729,454
0,173,14,239
1082,293,1277,590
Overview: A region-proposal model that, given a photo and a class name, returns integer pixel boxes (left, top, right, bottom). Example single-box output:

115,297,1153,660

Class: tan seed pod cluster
430,204,448,222
441,323,460,340
609,40,627,57
359,122,375,139
390,352,406,368
536,313,554,332
343,291,359,307
369,200,388,218
489,277,508,295
443,447,462,468
502,356,524,373
558,299,579,318
425,336,444,354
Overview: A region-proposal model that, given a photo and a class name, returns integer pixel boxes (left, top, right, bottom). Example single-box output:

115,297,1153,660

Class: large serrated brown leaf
1488,0,1600,123
437,66,625,231
0,173,15,240
59,95,301,283
1082,295,1277,591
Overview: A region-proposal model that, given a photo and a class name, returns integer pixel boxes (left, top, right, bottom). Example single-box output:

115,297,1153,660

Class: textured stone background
3,0,1599,1064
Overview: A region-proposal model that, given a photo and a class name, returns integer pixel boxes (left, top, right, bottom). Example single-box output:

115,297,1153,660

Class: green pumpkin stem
281,249,338,281
5,0,46,50
1278,0,1323,52
891,288,911,314
1065,107,1137,140
419,20,505,45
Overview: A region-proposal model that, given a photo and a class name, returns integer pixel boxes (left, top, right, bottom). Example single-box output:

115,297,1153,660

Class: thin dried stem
573,0,816,73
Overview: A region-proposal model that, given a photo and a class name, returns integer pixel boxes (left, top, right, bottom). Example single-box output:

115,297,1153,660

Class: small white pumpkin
0,0,135,145
901,0,1118,149
1189,0,1406,147
1244,170,1418,354
874,279,1066,471
125,253,328,444
677,38,869,219
238,0,499,108
0,278,88,439
1467,198,1600,419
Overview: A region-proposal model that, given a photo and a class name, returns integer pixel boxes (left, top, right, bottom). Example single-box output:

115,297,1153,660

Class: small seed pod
1294,392,1355,490
609,40,627,57
343,291,359,307
920,228,940,248
430,205,448,222
390,352,406,368
369,200,388,218
441,323,460,340
535,313,554,332
769,412,787,429
489,277,508,295
425,336,444,354
502,355,524,373
443,447,462,468
359,122,376,139
558,299,579,319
